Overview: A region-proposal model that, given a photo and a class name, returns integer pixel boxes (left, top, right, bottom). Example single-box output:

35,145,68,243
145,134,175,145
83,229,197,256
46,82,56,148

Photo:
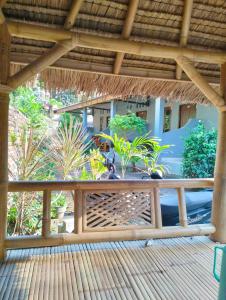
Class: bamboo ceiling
3,0,226,103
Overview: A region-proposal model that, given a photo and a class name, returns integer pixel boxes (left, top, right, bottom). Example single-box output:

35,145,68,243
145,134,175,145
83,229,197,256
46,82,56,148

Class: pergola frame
0,0,226,260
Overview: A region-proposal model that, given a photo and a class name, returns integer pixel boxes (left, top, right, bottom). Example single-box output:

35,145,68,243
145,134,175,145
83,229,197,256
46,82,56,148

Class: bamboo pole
176,56,224,107
64,0,84,30
8,39,78,89
0,8,5,24
55,94,114,114
177,187,188,227
211,63,226,242
5,224,215,249
176,0,193,80
74,190,83,234
0,23,10,261
8,178,214,192
42,190,51,238
7,21,226,64
153,188,162,229
113,0,139,74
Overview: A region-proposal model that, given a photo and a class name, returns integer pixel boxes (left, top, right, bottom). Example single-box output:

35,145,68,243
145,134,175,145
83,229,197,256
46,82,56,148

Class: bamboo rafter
7,1,85,89
64,0,85,30
176,0,193,80
176,55,224,107
113,0,139,74
8,39,78,89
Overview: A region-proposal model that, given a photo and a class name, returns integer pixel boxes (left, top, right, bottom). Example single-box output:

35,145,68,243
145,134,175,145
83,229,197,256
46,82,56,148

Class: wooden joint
59,38,78,51
217,105,226,112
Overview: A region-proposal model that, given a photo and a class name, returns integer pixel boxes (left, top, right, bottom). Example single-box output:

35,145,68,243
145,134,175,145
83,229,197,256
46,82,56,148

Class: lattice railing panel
84,191,154,230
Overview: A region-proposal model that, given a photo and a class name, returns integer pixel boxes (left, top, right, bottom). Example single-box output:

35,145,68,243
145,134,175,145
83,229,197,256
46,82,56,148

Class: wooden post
42,190,51,237
0,22,10,261
211,63,226,242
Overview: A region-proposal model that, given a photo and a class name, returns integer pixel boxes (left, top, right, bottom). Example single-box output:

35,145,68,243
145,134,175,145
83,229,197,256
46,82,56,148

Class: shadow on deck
0,236,219,299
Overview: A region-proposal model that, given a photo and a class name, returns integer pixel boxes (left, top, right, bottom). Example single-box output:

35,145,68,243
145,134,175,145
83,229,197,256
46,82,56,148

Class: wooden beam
7,21,226,64
55,94,114,114
0,22,10,261
11,51,220,85
176,56,224,107
113,0,139,74
211,63,226,243
176,0,193,80
8,39,78,89
64,0,84,30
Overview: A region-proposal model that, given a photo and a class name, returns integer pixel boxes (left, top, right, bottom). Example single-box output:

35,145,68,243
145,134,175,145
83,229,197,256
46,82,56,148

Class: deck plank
0,237,219,300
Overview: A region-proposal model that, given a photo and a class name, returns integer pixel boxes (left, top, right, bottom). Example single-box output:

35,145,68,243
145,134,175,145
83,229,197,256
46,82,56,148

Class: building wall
93,99,219,133
196,104,218,129
93,99,149,132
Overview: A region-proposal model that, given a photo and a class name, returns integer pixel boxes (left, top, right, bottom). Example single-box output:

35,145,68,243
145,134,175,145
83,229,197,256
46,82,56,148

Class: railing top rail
8,178,214,192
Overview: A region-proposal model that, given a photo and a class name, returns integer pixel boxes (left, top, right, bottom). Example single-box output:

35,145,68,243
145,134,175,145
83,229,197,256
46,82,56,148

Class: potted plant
52,194,67,222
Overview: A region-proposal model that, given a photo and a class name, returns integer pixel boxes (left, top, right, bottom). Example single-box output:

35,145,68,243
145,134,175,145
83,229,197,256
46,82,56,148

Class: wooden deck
0,236,219,300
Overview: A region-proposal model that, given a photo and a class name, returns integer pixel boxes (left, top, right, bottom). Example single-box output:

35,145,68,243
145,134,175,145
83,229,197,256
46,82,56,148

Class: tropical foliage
182,123,217,178
8,125,50,235
142,142,170,177
109,113,146,137
10,87,46,128
80,149,108,180
49,115,91,180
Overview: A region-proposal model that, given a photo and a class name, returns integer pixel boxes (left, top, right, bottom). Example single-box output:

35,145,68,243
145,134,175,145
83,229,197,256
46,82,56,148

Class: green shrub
109,113,146,137
182,123,217,178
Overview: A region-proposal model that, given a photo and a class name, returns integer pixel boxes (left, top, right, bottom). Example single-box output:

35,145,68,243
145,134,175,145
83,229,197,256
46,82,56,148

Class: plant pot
56,206,66,222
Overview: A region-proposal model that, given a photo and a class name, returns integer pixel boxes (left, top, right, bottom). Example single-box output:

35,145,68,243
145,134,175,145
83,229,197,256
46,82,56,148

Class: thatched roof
4,0,226,104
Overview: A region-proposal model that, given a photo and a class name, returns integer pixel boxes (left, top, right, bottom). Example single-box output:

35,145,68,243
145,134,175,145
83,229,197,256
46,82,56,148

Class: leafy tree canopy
109,113,146,137
10,86,46,128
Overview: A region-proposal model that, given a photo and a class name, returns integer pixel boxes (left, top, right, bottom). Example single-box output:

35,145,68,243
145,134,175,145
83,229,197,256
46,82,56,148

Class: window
163,107,172,132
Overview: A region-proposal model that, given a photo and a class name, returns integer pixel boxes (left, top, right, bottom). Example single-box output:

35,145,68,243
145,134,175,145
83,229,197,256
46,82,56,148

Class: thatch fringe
10,63,219,104
40,68,216,104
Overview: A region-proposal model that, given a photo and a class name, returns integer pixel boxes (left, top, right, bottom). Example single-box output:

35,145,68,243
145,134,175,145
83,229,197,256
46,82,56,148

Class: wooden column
0,22,10,260
211,63,226,242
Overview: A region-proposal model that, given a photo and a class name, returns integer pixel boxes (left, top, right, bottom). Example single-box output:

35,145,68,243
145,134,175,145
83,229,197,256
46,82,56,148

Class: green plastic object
214,246,226,300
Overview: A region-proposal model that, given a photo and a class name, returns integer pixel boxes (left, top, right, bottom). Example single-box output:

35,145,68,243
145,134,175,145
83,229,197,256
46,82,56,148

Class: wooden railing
5,179,215,250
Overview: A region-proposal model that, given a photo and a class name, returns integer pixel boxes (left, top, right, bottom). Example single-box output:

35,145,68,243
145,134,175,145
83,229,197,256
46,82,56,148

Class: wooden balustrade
5,179,215,250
